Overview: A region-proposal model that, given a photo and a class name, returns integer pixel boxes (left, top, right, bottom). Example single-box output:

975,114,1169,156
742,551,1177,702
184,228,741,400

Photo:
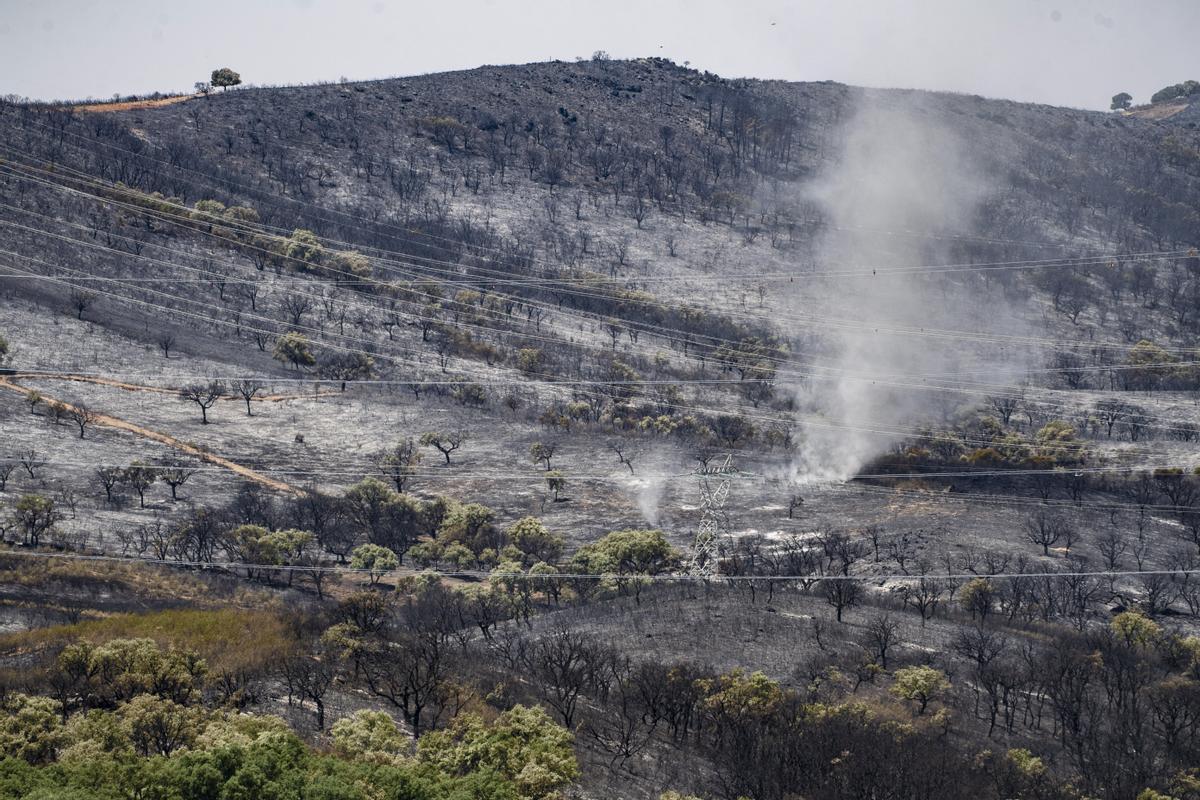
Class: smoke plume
789,92,1022,479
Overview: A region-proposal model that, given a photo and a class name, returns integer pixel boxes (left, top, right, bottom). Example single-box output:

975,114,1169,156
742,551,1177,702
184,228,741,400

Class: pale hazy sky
1,0,1196,110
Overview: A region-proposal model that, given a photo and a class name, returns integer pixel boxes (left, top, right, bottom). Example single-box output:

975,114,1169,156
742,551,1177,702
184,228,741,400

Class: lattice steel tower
687,455,738,577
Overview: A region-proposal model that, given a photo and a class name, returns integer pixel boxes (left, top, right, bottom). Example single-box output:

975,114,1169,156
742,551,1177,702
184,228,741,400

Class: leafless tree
1139,572,1177,617
1024,510,1070,555
160,466,196,501
0,460,15,491
238,282,261,311
281,647,337,731
20,449,44,479
610,443,635,474
902,569,944,623
123,462,159,508
522,627,602,727
179,380,226,424
234,379,265,415
822,577,862,622
986,391,1023,426
281,293,314,326
787,492,803,519
1094,399,1133,439
1096,527,1127,594
66,402,99,439
95,466,123,502
861,613,899,669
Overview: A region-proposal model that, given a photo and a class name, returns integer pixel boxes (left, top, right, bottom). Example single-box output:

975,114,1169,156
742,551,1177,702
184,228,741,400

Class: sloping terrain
1,59,1200,799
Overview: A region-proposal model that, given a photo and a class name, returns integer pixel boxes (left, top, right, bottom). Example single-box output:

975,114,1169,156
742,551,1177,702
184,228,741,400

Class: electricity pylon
687,455,738,577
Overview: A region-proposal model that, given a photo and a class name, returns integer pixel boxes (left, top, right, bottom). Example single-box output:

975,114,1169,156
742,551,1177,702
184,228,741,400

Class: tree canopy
210,67,242,89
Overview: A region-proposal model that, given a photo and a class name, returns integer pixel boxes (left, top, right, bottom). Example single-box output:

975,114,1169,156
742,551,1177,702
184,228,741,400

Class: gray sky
1,0,1196,110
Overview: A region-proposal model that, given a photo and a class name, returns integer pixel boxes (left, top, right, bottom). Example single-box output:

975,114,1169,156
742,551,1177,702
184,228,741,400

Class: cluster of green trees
0,669,575,800
1151,79,1200,104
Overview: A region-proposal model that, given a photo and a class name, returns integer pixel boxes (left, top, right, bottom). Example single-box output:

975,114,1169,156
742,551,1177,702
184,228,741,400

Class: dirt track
0,377,301,495
70,94,198,113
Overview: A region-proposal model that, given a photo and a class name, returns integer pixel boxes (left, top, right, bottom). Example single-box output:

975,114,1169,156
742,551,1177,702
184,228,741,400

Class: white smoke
634,474,667,526
789,92,1021,479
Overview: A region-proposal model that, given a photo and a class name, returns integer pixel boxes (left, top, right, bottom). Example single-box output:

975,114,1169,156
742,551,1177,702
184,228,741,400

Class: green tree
1126,339,1176,391
58,637,207,707
416,704,578,800
192,199,226,221
699,669,785,727
343,477,396,541
273,332,316,371
441,542,477,571
285,228,323,269
351,543,400,585
320,352,375,390
890,665,949,715
516,348,544,376
507,517,563,565
959,577,996,621
1112,610,1162,648
331,710,408,764
331,250,373,281
529,442,556,470
0,332,9,364
0,694,63,764
376,439,422,492
119,694,202,756
571,529,676,576
225,526,313,583
570,529,676,603
438,502,500,554
1151,79,1200,104
421,116,466,152
419,430,468,465
1111,92,1133,110
12,493,62,547
210,67,242,90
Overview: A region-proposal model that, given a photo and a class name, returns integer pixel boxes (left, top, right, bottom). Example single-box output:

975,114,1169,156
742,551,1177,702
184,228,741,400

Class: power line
5,161,1200,448
7,228,1200,443
5,113,1107,280
5,151,1198,360
5,143,1192,284
0,546,1194,583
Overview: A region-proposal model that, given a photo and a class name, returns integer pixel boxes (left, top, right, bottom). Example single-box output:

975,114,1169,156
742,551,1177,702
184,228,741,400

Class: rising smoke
789,91,1026,480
